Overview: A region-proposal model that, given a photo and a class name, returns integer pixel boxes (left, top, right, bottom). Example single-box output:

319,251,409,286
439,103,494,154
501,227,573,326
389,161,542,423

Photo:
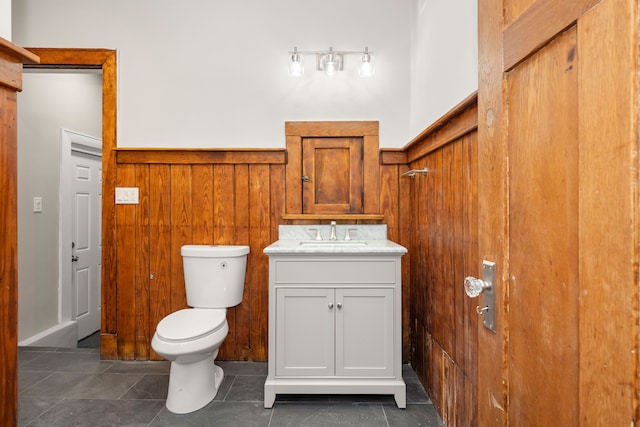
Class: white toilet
151,244,250,414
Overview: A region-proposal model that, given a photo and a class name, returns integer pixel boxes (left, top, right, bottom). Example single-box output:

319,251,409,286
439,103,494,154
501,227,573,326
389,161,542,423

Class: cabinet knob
336,302,342,309
328,303,334,309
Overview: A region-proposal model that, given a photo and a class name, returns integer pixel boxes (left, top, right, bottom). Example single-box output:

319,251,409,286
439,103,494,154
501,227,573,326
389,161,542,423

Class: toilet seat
156,308,227,343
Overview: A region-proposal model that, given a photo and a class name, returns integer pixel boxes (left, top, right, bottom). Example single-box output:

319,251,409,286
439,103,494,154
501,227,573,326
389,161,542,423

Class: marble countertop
263,224,408,255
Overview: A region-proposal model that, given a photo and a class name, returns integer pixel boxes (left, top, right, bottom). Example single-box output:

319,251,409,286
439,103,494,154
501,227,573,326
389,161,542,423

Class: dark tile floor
18,334,444,427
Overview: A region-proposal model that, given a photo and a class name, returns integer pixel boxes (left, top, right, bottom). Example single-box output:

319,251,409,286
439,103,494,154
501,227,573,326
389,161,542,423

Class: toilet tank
181,245,250,308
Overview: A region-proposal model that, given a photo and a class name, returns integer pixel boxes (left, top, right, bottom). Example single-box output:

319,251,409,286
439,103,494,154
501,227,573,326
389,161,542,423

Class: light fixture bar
287,46,375,77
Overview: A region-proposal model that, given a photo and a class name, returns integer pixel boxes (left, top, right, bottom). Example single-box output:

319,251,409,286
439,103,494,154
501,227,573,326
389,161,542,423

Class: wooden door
477,0,638,425
302,137,363,214
507,29,579,424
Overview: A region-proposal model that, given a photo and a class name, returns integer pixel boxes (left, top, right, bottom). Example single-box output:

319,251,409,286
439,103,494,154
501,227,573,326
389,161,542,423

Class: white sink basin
299,241,368,247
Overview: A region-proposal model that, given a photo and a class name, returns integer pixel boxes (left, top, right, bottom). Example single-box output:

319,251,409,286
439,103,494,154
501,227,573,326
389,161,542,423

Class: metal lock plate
481,260,496,333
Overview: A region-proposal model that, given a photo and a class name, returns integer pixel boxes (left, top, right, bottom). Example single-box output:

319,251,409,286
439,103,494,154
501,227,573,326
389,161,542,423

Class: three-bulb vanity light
288,46,375,77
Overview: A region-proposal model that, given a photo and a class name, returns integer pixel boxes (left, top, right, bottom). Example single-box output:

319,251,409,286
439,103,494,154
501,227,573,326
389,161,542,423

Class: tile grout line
17,370,56,395
381,403,391,427
115,372,148,400
266,402,276,427
146,402,167,427
221,374,238,401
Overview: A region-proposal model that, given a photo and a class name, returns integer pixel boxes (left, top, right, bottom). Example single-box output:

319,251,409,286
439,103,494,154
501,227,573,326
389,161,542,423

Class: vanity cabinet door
275,288,335,377
275,286,395,378
335,288,394,377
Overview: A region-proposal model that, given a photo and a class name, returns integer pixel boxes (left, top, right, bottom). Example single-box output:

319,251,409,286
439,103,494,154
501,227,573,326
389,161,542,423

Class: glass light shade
358,53,375,77
289,53,303,77
318,50,342,76
324,57,337,76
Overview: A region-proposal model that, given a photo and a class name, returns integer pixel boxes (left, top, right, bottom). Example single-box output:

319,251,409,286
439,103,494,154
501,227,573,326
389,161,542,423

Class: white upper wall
12,0,413,148
0,0,10,40
410,0,478,139
12,0,478,148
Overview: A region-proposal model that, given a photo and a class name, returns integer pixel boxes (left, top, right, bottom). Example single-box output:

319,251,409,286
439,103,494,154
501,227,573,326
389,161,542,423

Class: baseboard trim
18,321,78,348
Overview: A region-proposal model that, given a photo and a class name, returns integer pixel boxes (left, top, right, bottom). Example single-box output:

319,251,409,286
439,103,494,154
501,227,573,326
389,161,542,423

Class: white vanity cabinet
263,251,407,408
276,287,394,378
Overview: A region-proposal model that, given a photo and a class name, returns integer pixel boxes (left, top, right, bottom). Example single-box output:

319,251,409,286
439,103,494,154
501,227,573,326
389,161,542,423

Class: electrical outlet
115,187,139,204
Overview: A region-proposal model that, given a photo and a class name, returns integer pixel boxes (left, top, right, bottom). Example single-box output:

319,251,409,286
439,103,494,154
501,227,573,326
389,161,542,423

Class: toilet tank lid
181,245,250,257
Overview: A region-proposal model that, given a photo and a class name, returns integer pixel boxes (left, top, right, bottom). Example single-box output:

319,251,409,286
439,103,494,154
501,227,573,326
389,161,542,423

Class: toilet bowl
152,308,229,414
151,244,249,414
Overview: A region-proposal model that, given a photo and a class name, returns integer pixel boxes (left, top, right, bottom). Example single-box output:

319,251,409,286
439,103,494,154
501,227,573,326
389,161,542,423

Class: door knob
464,276,491,298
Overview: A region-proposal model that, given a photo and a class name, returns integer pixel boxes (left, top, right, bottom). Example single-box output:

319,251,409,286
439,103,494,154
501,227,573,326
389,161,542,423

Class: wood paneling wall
106,150,286,361
106,146,409,362
398,94,479,426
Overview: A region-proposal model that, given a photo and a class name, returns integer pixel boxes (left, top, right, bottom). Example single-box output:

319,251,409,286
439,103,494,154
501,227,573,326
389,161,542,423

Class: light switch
33,197,43,213
115,187,139,204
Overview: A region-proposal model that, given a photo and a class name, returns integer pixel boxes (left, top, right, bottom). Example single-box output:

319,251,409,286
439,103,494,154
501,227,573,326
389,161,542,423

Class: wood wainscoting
105,147,409,362
400,94,479,426
107,149,286,361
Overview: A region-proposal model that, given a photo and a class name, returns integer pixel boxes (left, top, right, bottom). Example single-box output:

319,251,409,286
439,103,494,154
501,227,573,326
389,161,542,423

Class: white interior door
71,147,102,340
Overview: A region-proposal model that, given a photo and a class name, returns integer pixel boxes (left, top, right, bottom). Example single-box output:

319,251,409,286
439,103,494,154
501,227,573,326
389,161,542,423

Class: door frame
59,128,102,330
26,48,118,358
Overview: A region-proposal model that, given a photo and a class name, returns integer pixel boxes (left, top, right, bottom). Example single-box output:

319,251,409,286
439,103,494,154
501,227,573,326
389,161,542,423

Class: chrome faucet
329,221,337,241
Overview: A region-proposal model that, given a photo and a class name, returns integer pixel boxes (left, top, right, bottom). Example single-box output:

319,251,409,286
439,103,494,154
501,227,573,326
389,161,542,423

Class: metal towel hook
401,168,429,178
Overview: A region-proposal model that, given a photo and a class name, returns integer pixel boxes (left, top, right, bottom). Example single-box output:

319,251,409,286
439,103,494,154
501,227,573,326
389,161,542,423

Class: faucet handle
308,228,323,241
344,228,357,241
